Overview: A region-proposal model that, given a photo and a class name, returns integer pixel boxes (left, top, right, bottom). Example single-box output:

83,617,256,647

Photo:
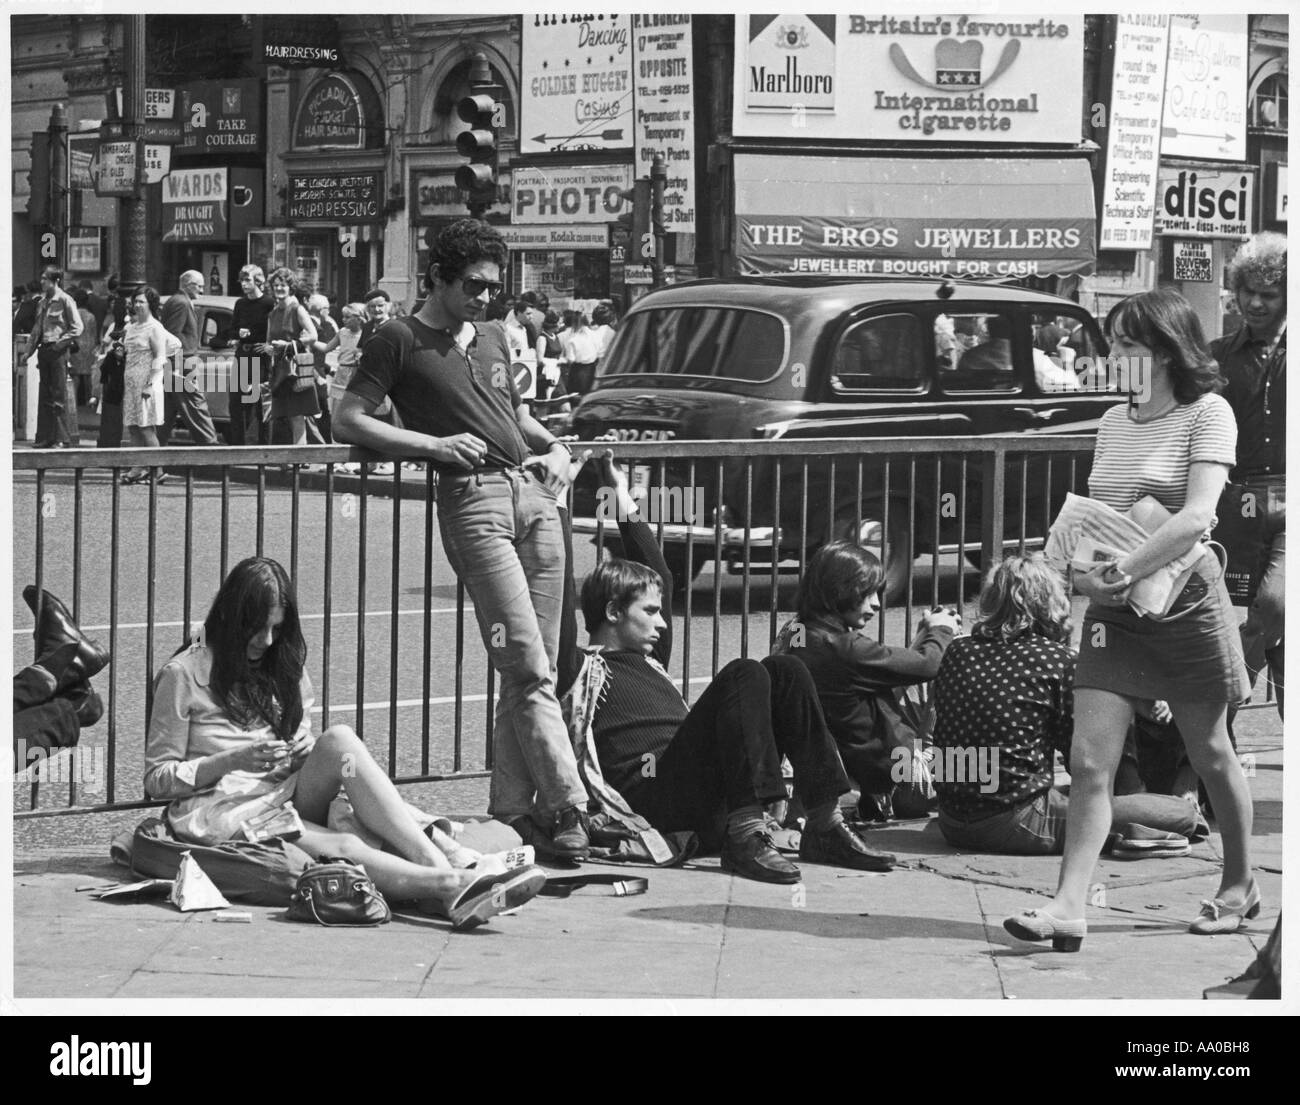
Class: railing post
981,448,1006,576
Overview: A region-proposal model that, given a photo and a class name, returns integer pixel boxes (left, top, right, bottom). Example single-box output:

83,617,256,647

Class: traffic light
614,179,651,263
27,132,50,224
455,93,499,211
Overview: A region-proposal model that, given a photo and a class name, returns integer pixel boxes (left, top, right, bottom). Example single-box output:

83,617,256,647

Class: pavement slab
10,706,1285,1004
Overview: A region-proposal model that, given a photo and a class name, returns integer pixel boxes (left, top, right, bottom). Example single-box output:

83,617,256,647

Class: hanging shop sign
512,164,632,225
257,15,343,68
176,79,264,154
1098,15,1171,251
113,87,176,119
1154,166,1253,238
161,166,229,242
414,170,512,219
293,73,364,150
287,171,383,222
1160,15,1248,162
521,13,634,154
631,15,695,235
733,13,1084,144
498,225,610,250
1171,240,1213,282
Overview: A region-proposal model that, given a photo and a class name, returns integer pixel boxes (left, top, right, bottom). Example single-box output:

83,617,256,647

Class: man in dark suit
158,270,220,446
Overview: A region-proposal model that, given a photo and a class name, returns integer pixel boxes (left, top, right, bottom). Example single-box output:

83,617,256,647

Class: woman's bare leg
294,825,463,905
294,724,449,869
1042,688,1133,918
1169,699,1254,900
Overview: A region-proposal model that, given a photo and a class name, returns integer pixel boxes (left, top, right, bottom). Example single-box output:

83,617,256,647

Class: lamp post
121,12,147,288
650,152,667,288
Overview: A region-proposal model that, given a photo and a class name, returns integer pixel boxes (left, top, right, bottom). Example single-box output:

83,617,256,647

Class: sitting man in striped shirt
555,451,896,883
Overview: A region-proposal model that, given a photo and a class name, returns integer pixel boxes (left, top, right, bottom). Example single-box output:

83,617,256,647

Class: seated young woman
144,556,545,929
772,541,960,820
932,554,1207,855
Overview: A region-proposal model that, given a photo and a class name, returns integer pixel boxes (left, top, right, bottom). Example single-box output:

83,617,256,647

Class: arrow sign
531,129,624,146
1161,126,1234,143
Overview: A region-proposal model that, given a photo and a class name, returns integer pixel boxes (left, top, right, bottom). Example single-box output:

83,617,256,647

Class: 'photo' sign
734,13,1084,144
521,14,633,154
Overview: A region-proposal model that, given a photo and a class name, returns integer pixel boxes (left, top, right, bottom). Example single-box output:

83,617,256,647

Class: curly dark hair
1105,288,1224,403
203,557,307,741
131,285,162,316
429,218,507,286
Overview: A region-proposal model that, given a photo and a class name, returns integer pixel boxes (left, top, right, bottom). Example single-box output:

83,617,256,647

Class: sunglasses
460,276,504,298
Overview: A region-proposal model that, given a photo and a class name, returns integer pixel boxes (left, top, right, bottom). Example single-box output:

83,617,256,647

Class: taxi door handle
1013,407,1067,422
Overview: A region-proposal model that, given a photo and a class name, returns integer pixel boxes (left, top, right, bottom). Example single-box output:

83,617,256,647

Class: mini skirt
1075,549,1250,703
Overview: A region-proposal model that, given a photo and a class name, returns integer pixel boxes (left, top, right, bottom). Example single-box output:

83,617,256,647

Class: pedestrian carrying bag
286,858,391,926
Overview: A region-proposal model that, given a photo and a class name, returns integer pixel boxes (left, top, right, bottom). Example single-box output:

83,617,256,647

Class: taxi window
938,312,1020,393
200,310,227,348
599,307,785,383
831,313,927,393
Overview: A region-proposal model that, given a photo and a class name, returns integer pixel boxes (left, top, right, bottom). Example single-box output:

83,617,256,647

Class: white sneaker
448,865,547,930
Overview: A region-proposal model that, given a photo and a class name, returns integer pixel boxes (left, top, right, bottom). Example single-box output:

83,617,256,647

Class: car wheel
834,505,912,605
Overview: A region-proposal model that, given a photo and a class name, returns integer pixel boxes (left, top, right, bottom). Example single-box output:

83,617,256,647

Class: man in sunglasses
334,218,590,861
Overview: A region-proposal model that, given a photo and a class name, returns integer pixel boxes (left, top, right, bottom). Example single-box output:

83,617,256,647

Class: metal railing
13,436,1097,816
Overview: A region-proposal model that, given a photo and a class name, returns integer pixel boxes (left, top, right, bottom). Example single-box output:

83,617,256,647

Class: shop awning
734,154,1096,280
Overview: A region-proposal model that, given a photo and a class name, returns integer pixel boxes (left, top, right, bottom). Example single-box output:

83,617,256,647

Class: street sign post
92,141,137,197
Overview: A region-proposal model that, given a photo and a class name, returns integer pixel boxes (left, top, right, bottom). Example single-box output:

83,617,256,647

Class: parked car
567,276,1113,599
184,293,240,429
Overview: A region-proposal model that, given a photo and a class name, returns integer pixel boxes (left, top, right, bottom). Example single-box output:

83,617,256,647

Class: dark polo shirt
349,315,528,472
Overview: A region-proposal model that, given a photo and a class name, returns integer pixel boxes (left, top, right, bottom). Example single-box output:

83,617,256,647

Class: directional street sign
92,141,136,197
100,118,185,145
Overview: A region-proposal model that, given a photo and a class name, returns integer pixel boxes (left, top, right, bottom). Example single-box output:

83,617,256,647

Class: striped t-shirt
1088,393,1236,513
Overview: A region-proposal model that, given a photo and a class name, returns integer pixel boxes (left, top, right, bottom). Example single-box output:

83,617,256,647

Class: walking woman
120,286,175,484
265,268,319,446
144,557,546,929
1003,289,1255,951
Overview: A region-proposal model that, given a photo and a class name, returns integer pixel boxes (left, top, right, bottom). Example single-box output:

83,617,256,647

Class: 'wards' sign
161,167,229,242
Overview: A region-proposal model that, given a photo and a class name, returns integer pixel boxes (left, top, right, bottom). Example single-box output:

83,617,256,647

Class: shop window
1252,73,1288,130
602,307,786,383
938,312,1019,393
831,313,926,393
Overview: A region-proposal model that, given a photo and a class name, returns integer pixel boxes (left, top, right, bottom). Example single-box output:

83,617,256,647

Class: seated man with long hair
933,554,1207,856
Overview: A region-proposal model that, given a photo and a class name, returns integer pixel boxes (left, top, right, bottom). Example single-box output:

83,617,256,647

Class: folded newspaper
1044,493,1206,618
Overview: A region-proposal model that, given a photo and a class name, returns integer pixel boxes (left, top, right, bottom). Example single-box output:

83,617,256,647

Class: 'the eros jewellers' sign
286,171,383,222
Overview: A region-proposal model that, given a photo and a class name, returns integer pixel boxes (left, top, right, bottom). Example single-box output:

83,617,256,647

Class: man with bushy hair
1213,231,1286,715
335,218,591,861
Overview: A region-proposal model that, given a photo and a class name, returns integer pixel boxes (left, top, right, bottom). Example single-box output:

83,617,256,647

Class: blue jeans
937,788,1206,855
436,468,585,818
